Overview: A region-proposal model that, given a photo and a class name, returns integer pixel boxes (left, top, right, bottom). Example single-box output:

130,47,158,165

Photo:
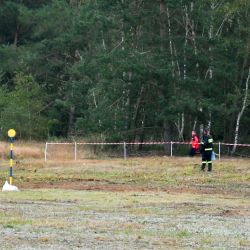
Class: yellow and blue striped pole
8,129,16,185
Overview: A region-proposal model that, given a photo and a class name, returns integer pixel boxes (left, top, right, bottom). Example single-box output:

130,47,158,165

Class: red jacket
191,135,199,150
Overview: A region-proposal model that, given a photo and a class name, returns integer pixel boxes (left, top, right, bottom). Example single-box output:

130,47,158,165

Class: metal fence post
45,142,48,161
74,142,77,161
171,141,173,157
219,142,221,160
123,142,127,160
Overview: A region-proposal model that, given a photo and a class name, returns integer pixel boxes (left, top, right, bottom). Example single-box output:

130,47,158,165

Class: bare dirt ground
0,156,250,249
19,180,250,199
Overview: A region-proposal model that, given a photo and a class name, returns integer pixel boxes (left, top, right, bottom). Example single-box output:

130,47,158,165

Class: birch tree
231,68,250,153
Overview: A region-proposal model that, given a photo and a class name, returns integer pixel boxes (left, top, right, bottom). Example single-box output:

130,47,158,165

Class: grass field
0,142,250,249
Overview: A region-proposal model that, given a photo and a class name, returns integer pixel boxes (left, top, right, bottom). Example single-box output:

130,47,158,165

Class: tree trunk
163,121,171,155
160,0,167,45
166,6,175,77
160,0,171,154
175,113,184,141
67,106,75,137
183,4,189,80
231,68,250,154
13,24,20,47
132,85,145,141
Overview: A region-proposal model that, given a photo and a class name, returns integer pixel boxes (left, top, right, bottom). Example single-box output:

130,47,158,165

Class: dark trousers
189,147,197,157
201,151,212,171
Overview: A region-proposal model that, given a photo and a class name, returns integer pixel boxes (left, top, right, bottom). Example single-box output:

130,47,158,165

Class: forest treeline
0,0,249,147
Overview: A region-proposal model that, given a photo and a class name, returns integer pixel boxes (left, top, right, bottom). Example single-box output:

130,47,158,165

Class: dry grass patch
33,218,71,229
0,141,44,160
0,142,250,195
14,146,43,159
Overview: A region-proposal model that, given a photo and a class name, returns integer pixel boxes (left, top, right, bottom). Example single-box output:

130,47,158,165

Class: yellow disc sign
8,129,16,138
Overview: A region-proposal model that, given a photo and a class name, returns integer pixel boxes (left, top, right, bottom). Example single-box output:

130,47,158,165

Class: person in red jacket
189,130,199,156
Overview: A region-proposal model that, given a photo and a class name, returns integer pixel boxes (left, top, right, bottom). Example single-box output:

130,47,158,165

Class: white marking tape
46,142,250,147
218,142,250,147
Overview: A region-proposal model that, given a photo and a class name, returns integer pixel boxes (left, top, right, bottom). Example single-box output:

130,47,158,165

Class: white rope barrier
45,141,250,146
45,141,250,161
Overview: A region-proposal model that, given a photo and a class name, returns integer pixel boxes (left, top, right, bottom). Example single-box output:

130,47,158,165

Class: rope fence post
74,142,77,161
219,141,221,160
123,142,127,160
45,142,48,161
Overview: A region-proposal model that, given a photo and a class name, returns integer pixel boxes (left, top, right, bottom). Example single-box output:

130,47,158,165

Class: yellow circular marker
8,129,16,138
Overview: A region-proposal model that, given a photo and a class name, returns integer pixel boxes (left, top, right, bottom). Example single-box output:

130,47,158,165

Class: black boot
201,163,206,171
208,163,212,172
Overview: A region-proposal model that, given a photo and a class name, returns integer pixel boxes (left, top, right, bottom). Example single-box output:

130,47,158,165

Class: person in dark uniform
200,129,213,171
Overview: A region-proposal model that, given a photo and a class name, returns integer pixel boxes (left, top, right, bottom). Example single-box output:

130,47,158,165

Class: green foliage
0,0,249,142
0,72,49,139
